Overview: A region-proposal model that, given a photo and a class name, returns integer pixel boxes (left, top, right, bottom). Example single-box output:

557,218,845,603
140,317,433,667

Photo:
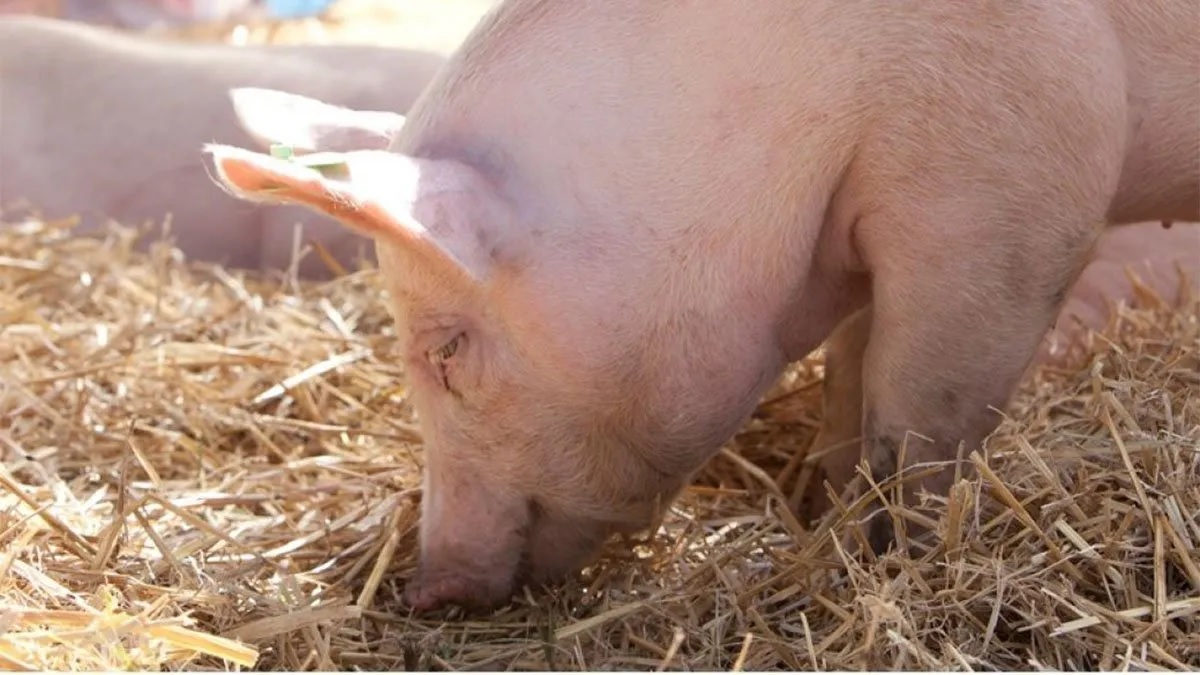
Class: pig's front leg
853,215,1101,554
791,305,871,524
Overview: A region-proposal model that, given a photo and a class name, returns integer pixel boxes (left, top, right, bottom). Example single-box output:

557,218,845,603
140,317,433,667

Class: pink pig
1039,221,1199,366
0,0,257,27
205,0,1200,611
0,16,445,278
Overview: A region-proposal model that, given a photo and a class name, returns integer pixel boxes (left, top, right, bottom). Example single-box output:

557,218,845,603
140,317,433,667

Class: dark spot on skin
999,247,1033,304
1162,220,1173,229
938,387,960,414
526,497,546,522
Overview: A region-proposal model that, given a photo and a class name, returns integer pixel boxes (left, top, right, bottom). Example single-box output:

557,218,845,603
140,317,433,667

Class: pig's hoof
866,515,894,556
403,573,511,613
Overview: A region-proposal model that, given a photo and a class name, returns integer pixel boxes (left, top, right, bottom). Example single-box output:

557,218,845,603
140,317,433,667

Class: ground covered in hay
1,210,1198,671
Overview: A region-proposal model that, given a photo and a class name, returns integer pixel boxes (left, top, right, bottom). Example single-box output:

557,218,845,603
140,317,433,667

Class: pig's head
204,89,784,612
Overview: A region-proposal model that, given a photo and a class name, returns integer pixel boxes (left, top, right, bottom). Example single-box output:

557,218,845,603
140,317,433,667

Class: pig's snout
404,565,518,612
403,507,619,612
402,467,533,612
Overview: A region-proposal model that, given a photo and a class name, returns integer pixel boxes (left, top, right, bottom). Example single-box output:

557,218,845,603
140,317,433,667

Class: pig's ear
228,87,407,153
203,143,494,285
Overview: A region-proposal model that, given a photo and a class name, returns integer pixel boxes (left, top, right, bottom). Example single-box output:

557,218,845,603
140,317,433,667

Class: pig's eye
429,334,461,364
427,334,463,390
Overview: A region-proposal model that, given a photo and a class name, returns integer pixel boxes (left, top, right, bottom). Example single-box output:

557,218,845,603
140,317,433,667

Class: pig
1039,221,1200,367
202,0,1200,611
0,0,266,29
0,15,446,278
0,0,59,18
54,0,260,28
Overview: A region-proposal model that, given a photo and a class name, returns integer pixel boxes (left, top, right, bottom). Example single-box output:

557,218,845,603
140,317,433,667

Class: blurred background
0,0,497,51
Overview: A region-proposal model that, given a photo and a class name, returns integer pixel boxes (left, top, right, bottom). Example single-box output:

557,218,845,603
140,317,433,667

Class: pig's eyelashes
427,333,464,391
429,334,462,363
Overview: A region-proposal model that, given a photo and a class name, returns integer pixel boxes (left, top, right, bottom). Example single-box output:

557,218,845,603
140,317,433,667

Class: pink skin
205,0,1199,611
0,0,58,17
0,15,445,279
0,0,257,27
1039,221,1200,366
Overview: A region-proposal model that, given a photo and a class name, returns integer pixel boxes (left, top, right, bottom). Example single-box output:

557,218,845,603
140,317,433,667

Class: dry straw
1,205,1196,671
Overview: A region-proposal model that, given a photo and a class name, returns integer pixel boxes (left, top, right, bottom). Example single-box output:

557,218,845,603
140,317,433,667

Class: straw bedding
2,216,1197,672
2,4,1198,671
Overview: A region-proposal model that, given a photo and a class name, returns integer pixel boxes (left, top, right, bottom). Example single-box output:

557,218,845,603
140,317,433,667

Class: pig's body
0,0,258,27
58,0,259,28
206,0,1199,611
0,16,446,277
1041,221,1199,365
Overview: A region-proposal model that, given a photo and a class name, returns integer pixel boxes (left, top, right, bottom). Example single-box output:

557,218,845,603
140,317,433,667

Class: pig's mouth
513,499,616,594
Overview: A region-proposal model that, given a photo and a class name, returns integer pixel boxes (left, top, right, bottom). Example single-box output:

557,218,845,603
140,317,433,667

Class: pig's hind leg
791,305,871,524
